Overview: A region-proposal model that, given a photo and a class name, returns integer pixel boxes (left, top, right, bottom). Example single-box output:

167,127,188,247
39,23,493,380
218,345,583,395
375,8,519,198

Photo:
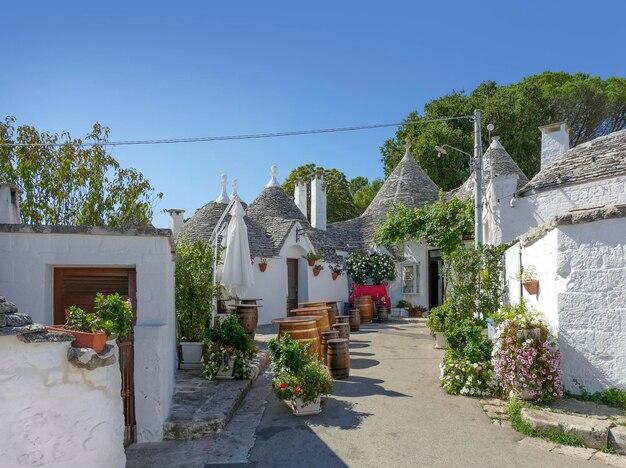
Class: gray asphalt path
247,322,593,468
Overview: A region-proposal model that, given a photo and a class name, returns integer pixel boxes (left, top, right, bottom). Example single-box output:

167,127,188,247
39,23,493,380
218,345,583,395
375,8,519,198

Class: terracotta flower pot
331,272,339,280
259,263,268,272
48,326,107,353
313,268,321,277
307,259,316,267
522,279,539,295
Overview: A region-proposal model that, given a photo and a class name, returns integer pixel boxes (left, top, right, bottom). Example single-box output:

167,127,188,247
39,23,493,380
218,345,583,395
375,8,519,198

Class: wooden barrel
337,316,349,325
320,330,339,365
301,302,337,326
343,302,351,315
234,304,258,339
326,302,339,326
349,308,360,331
355,295,374,323
290,307,331,332
332,322,350,340
327,338,350,379
272,317,321,357
378,305,389,323
240,299,260,326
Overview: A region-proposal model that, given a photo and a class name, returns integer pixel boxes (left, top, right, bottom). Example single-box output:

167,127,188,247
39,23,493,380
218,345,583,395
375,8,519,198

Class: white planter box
435,332,448,349
215,357,236,380
180,342,203,370
290,396,322,416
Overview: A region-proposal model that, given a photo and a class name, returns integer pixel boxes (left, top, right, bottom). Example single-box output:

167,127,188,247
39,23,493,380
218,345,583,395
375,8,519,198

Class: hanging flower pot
259,258,268,272
522,279,539,295
313,265,323,277
308,259,316,267
303,253,323,267
331,271,339,280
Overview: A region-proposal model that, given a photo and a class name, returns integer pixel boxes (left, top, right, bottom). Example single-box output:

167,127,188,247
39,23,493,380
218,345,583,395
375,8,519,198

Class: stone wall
504,211,626,393
0,226,177,442
0,298,125,468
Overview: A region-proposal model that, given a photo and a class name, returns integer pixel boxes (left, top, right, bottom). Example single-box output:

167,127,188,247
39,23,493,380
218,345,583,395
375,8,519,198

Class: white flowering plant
439,354,498,397
346,252,397,285
346,252,369,284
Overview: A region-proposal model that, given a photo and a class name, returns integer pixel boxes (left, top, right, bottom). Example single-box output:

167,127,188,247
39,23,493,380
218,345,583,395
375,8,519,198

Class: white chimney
294,180,307,218
230,179,240,201
0,182,22,224
167,209,185,236
311,172,327,231
539,122,569,169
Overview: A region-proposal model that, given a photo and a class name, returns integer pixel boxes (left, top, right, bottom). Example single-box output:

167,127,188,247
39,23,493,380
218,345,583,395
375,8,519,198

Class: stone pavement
126,321,603,467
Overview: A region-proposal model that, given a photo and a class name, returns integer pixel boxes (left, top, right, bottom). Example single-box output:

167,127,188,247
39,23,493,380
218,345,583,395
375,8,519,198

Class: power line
0,115,473,148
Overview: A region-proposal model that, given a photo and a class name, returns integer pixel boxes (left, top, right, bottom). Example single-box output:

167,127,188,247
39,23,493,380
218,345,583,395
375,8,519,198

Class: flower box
180,342,203,370
48,326,106,353
522,279,539,295
290,396,322,416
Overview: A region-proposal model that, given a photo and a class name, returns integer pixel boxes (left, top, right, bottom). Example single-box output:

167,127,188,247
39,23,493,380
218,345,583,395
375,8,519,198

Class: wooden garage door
54,267,137,446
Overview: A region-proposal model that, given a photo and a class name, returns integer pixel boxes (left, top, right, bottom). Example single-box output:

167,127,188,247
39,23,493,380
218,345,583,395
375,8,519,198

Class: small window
10,189,17,205
402,263,420,294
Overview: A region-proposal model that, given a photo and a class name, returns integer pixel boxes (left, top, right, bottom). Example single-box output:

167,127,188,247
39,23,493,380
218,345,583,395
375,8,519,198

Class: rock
0,314,6,327
17,331,74,344
610,425,626,455
0,323,47,336
67,344,117,370
552,445,596,460
0,301,18,314
483,404,507,415
521,408,612,449
517,436,556,451
4,313,33,327
591,451,626,468
0,295,5,303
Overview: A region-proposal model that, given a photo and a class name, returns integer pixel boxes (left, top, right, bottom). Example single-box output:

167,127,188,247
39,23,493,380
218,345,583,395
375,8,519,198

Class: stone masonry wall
0,297,125,468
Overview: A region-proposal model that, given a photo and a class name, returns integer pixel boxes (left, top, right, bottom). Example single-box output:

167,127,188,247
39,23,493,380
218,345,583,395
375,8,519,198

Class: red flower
295,386,302,394
279,383,287,389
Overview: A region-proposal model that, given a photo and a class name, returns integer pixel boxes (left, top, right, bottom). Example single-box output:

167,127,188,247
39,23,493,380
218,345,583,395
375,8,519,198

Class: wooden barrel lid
290,306,331,313
327,338,349,344
272,316,322,325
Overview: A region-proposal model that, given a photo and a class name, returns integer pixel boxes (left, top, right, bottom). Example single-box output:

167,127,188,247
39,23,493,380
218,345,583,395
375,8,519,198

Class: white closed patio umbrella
220,199,255,300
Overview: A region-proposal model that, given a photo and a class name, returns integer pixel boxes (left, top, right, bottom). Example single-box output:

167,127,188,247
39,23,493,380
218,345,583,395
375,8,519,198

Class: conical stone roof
448,138,529,201
327,143,439,251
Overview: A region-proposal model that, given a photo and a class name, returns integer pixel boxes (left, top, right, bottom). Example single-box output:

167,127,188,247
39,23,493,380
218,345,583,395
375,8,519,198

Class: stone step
163,348,269,440
521,408,614,450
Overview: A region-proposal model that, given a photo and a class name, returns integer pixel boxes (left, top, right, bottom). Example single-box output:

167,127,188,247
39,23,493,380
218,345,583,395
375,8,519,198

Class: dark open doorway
287,258,299,313
428,250,444,309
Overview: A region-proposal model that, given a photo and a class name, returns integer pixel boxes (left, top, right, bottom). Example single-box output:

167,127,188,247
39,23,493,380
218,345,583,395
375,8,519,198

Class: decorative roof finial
230,179,240,201
401,137,412,161
214,174,230,204
265,165,280,188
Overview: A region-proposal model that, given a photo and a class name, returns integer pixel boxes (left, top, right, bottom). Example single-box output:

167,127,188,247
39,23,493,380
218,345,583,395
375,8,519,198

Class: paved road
127,322,595,467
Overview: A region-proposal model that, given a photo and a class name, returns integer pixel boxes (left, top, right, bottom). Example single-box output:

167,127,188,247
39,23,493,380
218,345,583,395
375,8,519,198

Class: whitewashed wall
0,228,176,443
0,336,125,468
494,175,626,244
246,223,349,324
387,241,430,309
504,217,626,392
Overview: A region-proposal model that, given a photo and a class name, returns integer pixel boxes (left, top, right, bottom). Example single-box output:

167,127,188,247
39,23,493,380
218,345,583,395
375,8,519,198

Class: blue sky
3,1,625,227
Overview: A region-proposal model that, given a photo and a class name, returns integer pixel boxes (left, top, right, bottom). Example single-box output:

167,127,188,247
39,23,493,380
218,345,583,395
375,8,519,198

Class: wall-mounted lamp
296,228,308,243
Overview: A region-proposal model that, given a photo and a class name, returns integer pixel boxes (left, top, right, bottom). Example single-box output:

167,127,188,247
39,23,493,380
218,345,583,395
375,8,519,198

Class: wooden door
53,267,137,446
287,259,299,313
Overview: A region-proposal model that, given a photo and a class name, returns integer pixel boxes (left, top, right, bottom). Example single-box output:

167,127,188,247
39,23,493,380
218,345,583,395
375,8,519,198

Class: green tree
282,164,360,223
0,116,162,227
352,178,383,214
381,72,626,190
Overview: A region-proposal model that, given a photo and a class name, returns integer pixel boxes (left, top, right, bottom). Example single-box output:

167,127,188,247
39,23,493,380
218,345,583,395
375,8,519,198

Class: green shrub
439,353,497,397
426,303,453,336
65,306,102,333
445,318,492,363
268,334,315,374
205,314,252,352
571,381,626,410
273,360,333,403
94,292,133,338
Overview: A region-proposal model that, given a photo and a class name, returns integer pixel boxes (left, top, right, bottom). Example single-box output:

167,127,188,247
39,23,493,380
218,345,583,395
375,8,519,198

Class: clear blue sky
3,1,625,227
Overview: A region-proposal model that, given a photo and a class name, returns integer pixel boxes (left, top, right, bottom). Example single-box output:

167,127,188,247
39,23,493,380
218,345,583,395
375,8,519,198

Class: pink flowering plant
492,309,563,402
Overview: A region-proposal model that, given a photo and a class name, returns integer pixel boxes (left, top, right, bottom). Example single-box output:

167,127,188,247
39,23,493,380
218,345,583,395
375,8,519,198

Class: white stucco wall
504,217,626,392
246,223,349,324
0,336,125,468
0,229,176,443
495,175,626,244
386,241,430,309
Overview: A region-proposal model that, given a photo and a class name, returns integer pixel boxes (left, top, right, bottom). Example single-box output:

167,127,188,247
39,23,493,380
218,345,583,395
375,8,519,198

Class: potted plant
93,292,133,340
329,264,343,280
258,258,269,272
426,303,452,349
303,252,323,267
268,334,333,416
176,238,219,370
49,306,107,353
518,266,539,295
202,315,256,380
394,299,410,318
409,304,428,318
312,264,324,277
